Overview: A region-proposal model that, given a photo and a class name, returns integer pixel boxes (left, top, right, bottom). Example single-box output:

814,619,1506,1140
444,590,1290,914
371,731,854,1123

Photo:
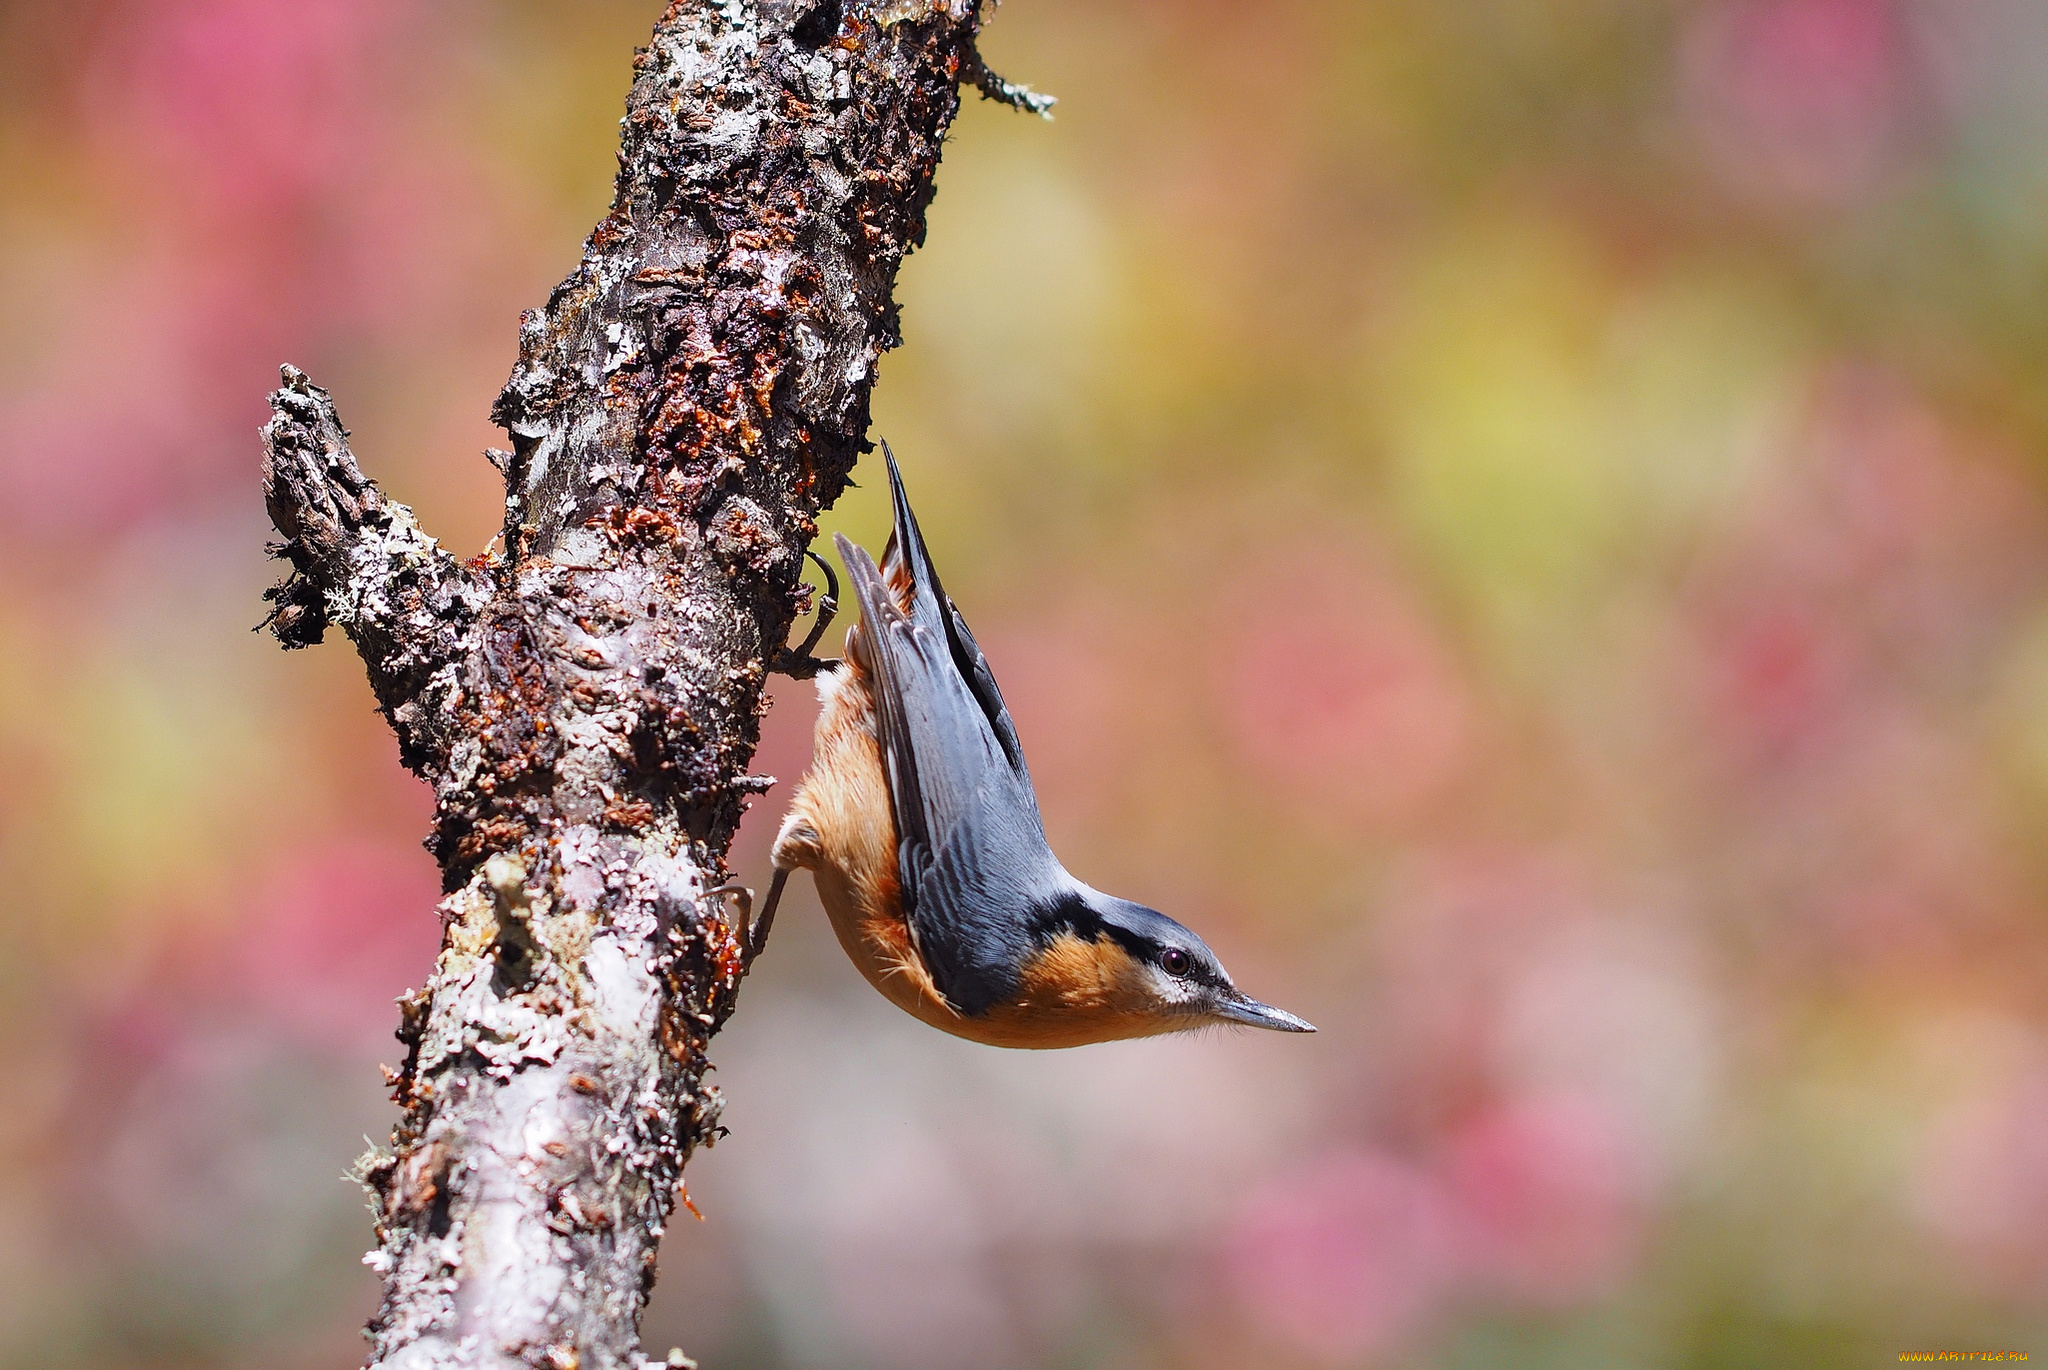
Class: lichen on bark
258,2,1013,1365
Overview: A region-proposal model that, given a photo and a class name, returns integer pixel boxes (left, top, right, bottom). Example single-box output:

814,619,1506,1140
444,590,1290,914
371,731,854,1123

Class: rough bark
259,3,1013,1365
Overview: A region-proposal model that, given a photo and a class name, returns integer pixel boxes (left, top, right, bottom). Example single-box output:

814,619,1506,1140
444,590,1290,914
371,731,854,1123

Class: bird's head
1005,888,1315,1044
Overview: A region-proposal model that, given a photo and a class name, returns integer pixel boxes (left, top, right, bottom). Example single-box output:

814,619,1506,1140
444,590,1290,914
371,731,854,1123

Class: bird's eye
1160,948,1191,978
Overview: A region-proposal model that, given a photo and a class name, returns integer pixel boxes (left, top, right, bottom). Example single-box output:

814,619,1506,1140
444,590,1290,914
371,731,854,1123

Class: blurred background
4,0,2048,1365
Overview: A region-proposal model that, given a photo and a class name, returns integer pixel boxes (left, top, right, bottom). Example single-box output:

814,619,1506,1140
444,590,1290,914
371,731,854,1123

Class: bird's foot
772,548,841,680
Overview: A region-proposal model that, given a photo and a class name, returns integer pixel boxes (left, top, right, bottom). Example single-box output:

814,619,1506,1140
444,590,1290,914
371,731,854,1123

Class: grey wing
938,598,1031,786
836,533,1059,1011
917,780,1066,1014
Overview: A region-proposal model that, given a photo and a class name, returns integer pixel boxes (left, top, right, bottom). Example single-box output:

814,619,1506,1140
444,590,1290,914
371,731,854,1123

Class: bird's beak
1214,992,1316,1033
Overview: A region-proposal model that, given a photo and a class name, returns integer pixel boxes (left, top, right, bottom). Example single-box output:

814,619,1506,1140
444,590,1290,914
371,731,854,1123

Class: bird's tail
878,442,948,627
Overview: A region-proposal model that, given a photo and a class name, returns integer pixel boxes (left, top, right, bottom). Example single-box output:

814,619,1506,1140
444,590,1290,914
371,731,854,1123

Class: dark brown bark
259,3,1022,1365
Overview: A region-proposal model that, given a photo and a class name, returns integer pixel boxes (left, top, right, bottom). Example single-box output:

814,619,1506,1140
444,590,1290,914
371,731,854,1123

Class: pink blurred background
5,0,2048,1365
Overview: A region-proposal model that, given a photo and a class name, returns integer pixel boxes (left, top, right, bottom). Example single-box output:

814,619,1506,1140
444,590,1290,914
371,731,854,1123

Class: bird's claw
772,548,840,680
703,880,753,956
703,873,788,972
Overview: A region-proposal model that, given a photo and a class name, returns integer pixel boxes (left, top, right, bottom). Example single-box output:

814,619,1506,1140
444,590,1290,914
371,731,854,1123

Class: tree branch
259,3,1001,1365
261,367,485,777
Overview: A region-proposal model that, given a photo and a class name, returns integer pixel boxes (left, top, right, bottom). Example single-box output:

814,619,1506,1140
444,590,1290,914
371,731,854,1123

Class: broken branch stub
258,3,1006,1366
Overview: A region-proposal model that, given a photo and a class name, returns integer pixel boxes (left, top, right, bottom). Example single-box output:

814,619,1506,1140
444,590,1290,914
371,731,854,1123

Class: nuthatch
738,447,1315,1048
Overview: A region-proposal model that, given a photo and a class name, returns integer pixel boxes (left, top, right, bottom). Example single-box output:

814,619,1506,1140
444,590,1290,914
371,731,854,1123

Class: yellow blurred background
5,0,2048,1365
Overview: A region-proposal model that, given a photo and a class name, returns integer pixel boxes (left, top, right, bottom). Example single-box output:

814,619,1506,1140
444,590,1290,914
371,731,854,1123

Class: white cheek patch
1140,964,1205,1010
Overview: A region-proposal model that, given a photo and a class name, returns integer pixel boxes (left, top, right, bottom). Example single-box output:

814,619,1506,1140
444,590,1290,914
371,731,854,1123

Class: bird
736,445,1315,1049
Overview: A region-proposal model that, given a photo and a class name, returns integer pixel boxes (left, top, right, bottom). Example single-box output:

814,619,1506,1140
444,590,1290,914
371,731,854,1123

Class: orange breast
775,652,965,1036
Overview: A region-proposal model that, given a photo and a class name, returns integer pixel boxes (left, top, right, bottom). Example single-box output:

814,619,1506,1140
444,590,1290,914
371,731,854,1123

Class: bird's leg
771,548,840,680
744,869,791,969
